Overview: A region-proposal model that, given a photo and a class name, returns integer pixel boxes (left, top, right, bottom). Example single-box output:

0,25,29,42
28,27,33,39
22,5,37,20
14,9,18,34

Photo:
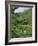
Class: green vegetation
10,7,32,38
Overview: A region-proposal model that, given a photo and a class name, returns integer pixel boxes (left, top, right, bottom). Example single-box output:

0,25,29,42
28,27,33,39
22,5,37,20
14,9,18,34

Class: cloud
14,7,31,13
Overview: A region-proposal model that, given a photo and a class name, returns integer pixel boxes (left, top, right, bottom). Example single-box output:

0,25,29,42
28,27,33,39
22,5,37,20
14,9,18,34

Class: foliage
10,8,32,38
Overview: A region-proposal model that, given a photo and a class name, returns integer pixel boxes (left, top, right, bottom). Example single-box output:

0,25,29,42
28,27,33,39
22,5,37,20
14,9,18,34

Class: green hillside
10,9,32,38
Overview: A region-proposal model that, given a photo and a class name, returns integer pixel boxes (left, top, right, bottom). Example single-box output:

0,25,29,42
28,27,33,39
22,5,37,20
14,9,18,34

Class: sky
14,7,31,13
